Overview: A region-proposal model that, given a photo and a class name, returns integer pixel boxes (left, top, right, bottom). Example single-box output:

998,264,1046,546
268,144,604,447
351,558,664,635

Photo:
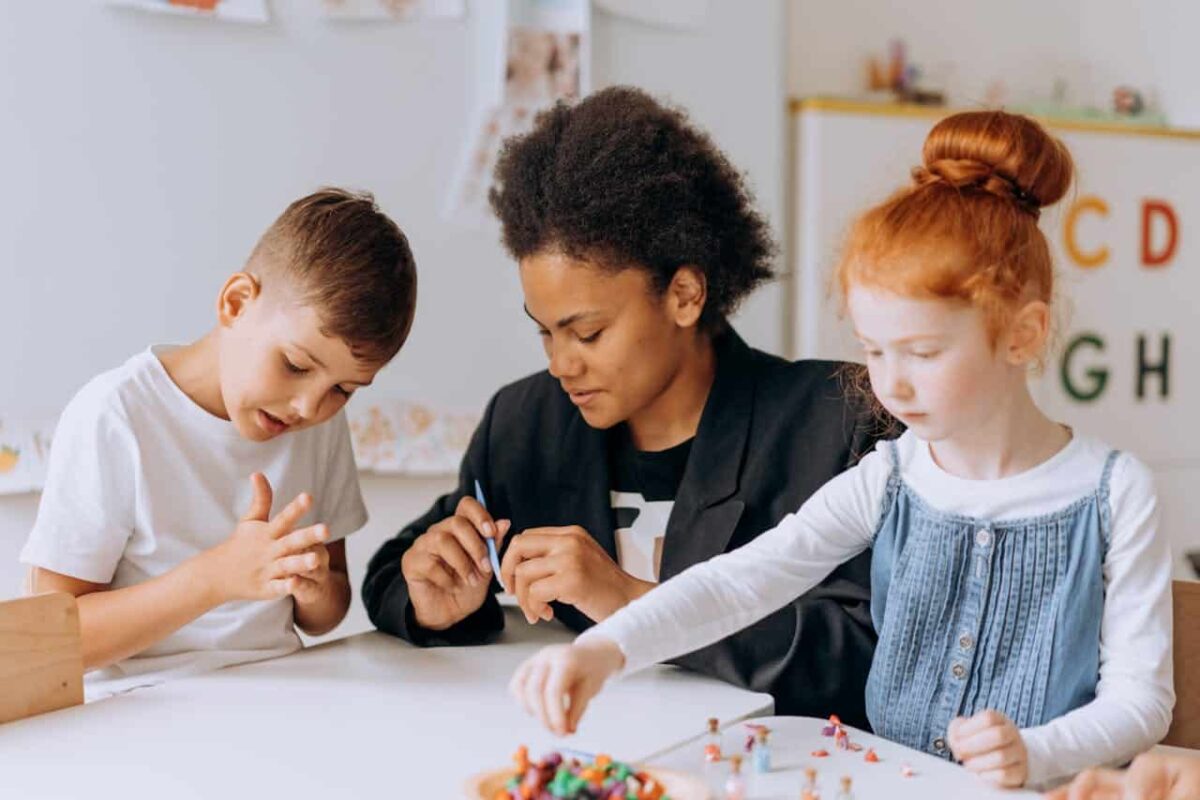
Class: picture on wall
446,0,589,226
319,0,466,21
106,0,271,23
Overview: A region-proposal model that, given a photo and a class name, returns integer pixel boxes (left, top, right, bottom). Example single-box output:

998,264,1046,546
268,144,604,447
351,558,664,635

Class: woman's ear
667,265,707,329
217,272,262,328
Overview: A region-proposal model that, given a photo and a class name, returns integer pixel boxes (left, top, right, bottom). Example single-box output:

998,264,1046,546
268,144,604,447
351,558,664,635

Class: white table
0,607,772,799
651,716,1043,799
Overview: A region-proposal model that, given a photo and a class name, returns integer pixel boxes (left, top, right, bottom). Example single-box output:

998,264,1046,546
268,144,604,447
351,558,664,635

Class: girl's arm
575,446,891,675
1021,455,1175,788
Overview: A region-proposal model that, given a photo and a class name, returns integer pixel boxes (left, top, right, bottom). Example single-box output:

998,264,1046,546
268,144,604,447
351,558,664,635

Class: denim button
933,737,946,751
959,633,974,649
952,663,966,679
975,528,992,547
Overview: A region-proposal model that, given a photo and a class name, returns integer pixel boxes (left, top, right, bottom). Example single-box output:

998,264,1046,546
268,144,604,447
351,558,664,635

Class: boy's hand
208,473,330,603
509,638,625,736
283,542,334,604
401,496,511,630
949,709,1029,788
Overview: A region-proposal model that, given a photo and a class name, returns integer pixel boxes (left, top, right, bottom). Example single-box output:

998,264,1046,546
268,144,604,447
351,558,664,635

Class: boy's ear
217,272,262,327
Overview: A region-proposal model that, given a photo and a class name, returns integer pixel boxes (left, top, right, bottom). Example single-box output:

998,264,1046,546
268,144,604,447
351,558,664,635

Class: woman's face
519,250,700,431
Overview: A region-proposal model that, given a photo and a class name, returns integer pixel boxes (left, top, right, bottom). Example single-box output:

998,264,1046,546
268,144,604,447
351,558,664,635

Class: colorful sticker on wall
347,400,477,475
0,419,55,496
445,0,589,226
106,0,271,23
319,0,465,21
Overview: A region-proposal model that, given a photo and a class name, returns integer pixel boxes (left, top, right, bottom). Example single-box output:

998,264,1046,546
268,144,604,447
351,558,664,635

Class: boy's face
217,274,380,442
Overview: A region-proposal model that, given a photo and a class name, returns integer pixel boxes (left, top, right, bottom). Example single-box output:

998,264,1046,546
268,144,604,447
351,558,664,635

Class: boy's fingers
270,493,312,538
242,473,274,522
265,577,290,596
275,524,329,556
272,552,322,578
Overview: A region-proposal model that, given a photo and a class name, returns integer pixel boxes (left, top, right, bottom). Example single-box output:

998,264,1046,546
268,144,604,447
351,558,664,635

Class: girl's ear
1006,300,1051,366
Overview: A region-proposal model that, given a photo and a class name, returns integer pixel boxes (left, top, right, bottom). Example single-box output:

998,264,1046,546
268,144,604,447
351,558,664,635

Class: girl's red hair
836,110,1074,341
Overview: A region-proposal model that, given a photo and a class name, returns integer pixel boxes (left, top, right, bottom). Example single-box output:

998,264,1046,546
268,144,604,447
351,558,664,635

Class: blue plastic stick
474,480,506,592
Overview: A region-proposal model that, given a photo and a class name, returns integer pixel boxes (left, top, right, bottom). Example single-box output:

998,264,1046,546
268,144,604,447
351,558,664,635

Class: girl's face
519,250,702,432
847,285,1021,443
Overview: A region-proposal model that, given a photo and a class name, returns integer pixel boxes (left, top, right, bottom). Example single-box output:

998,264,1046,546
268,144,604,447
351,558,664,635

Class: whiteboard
790,99,1200,573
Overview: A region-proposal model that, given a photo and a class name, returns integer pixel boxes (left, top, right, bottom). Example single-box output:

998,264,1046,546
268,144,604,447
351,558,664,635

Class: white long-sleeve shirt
578,431,1174,788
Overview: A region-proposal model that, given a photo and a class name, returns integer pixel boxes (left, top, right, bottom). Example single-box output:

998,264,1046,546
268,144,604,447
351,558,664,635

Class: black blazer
363,330,888,727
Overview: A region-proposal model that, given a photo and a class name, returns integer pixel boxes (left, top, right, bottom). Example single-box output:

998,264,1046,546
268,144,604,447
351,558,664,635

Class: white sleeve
20,387,139,584
1021,454,1174,788
317,410,368,543
577,442,893,675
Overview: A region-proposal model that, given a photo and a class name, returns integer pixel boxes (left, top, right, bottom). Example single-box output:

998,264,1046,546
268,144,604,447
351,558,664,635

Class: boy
22,188,417,696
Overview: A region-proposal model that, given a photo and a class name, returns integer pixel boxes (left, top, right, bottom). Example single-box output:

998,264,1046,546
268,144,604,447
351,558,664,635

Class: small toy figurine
724,755,746,800
751,727,771,773
864,749,880,763
704,717,723,763
835,775,854,800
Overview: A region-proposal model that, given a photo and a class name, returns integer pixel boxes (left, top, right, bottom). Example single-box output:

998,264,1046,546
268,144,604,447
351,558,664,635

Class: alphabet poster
791,99,1199,572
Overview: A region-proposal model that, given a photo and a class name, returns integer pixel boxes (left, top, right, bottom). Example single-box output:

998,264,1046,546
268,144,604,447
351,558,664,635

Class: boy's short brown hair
250,188,417,364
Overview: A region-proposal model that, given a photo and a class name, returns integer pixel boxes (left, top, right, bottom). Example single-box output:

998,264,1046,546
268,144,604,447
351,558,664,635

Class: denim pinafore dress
864,441,1118,759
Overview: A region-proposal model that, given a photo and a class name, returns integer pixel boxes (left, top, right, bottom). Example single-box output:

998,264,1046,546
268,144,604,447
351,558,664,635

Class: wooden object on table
0,593,83,724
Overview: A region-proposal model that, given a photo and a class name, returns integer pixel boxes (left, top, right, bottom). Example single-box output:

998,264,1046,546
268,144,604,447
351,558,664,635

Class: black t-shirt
607,424,693,582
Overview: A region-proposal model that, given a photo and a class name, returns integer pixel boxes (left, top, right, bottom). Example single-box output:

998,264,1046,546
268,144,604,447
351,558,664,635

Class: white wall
0,2,788,632
788,0,1200,127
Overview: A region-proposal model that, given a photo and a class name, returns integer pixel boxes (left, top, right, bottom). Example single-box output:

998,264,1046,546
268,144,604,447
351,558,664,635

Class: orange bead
865,749,880,763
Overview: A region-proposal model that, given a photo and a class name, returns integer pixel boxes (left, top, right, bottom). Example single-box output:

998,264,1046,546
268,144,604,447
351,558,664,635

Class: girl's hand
949,709,1029,788
508,638,625,736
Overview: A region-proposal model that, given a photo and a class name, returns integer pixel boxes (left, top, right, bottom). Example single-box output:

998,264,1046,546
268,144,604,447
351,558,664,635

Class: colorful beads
498,747,673,800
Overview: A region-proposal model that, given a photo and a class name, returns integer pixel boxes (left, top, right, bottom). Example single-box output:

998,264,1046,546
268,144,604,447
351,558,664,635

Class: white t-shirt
580,430,1174,788
21,347,368,697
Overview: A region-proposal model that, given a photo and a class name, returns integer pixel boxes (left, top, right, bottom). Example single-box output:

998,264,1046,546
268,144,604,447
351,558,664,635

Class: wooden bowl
464,766,711,799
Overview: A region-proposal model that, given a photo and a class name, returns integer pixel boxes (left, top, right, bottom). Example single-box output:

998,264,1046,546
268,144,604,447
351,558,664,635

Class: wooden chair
0,593,84,724
1164,580,1200,749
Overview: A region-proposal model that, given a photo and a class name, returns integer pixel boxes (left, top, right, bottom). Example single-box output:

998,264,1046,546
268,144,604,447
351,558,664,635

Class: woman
363,86,890,725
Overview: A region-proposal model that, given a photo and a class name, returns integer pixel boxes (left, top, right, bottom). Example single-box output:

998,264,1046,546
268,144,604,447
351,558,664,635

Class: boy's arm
30,556,225,672
28,474,335,672
292,539,351,636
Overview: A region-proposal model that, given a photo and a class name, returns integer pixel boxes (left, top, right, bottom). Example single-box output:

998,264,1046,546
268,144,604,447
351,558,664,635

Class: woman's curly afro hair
488,86,776,330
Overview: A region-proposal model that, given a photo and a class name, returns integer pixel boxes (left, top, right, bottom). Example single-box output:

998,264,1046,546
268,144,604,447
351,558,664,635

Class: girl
509,110,1175,790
